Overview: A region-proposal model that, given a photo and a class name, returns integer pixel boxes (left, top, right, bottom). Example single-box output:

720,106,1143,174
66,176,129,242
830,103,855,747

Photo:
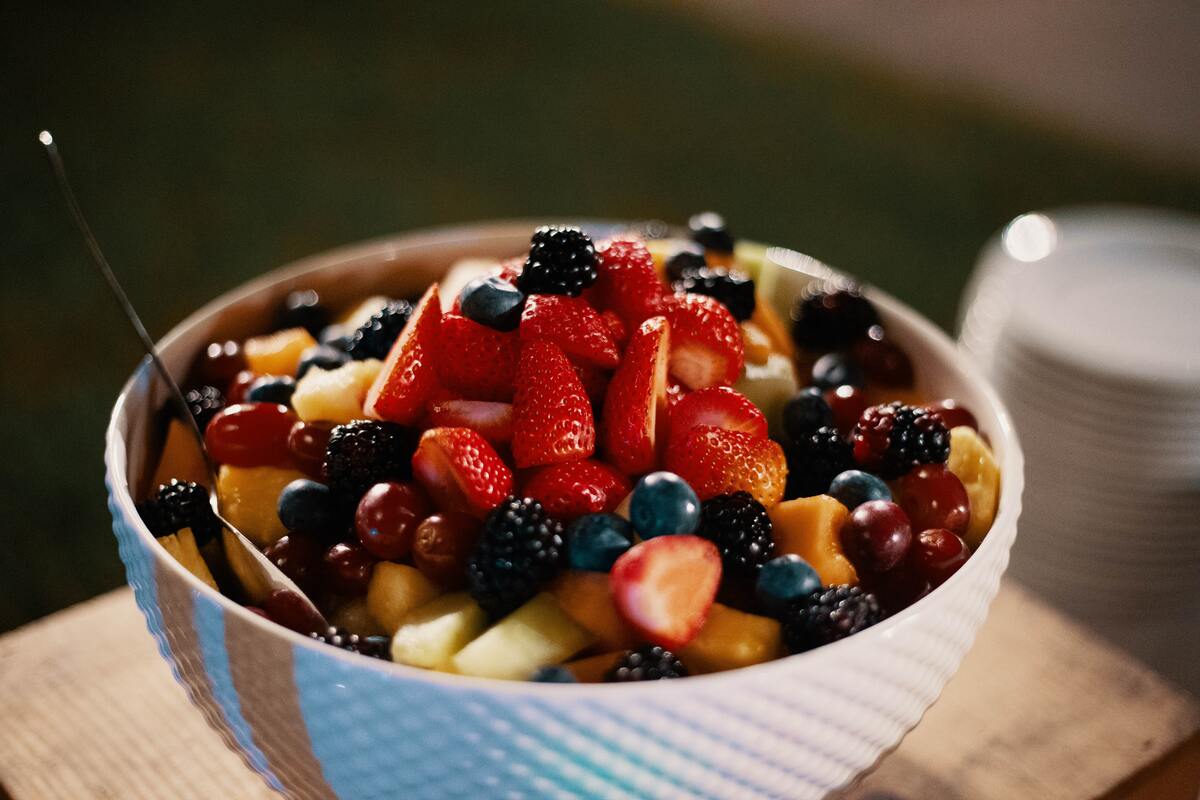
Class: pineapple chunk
769,495,857,586
337,295,392,329
158,528,218,590
452,593,593,680
740,322,773,366
679,603,782,674
222,528,272,603
734,352,799,440
439,258,501,312
948,426,1001,549
563,651,623,683
151,418,210,489
216,465,307,547
291,359,382,423
391,593,488,670
243,327,317,375
330,597,386,637
547,571,638,651
367,563,442,634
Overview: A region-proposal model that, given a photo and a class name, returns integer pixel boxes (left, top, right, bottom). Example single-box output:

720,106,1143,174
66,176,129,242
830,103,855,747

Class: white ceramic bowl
106,221,1023,800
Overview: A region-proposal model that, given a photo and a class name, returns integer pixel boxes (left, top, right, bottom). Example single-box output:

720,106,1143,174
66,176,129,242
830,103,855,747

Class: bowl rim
105,218,1024,696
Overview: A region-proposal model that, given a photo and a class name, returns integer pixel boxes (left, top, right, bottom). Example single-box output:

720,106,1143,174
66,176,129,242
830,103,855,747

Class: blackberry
664,245,707,283
790,281,880,351
136,479,222,547
184,385,225,430
516,226,598,297
322,421,419,510
851,402,950,480
347,300,413,361
698,492,775,576
309,627,390,659
467,496,565,618
687,211,735,253
784,426,854,499
782,585,882,653
606,645,688,681
278,289,330,337
673,267,756,322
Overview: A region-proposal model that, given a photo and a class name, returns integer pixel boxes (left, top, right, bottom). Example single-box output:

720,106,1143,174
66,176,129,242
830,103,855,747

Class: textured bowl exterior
106,222,1023,799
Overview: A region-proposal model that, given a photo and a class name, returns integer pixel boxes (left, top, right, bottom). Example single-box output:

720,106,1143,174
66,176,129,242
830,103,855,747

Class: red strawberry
662,292,744,390
592,239,667,327
519,294,619,368
435,312,520,401
610,535,722,650
601,316,670,475
666,425,787,507
523,459,631,521
600,310,628,350
496,257,523,284
669,386,767,446
426,400,513,445
512,340,596,468
572,362,611,408
364,284,443,425
411,427,514,519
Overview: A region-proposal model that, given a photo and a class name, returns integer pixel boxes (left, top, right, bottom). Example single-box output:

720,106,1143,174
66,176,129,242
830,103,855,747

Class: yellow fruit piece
452,593,593,680
158,528,218,590
367,562,442,634
740,322,773,366
750,292,796,361
329,597,386,637
337,295,392,329
733,241,769,286
291,359,382,423
679,603,783,674
216,465,307,547
151,418,210,490
769,495,858,585
222,529,271,603
613,491,633,521
735,352,800,441
948,426,1001,549
547,571,638,651
563,651,623,683
243,327,317,375
390,592,488,670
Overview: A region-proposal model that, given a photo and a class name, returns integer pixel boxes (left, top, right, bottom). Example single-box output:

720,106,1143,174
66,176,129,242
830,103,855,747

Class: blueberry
811,353,865,390
460,275,525,331
782,387,834,442
531,665,576,683
828,470,892,510
277,479,336,534
756,554,822,616
629,472,701,538
279,289,330,337
297,344,350,379
567,513,634,571
246,375,297,405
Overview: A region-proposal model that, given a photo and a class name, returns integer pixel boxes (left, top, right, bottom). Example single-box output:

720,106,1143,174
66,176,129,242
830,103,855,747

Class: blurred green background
2,2,1198,632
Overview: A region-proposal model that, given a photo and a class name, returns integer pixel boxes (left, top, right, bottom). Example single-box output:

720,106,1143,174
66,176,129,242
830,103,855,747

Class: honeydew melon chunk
451,593,594,680
734,352,800,440
291,359,382,424
390,593,487,670
158,528,218,590
439,258,502,312
366,562,442,635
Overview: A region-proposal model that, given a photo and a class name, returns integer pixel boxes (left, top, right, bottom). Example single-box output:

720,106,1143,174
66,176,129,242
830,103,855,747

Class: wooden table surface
1,581,1197,800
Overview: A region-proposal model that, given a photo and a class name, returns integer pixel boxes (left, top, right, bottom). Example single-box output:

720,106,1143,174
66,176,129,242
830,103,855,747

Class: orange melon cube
243,327,317,375
768,494,858,586
547,571,639,651
678,603,783,674
563,651,624,683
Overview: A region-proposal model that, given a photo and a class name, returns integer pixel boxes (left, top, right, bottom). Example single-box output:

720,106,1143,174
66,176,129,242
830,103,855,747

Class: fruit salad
137,214,1002,682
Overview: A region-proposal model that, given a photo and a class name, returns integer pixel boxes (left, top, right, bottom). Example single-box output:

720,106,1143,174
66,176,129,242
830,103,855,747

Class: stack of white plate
959,206,1200,692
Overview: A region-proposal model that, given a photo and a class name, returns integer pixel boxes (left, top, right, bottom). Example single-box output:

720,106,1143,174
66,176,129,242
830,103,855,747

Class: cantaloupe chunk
547,571,638,651
366,562,442,634
678,603,782,674
216,465,307,547
750,292,795,361
740,322,772,366
158,528,218,590
151,418,210,489
563,651,624,683
451,593,593,680
768,495,857,586
291,359,382,423
243,327,317,375
329,597,386,637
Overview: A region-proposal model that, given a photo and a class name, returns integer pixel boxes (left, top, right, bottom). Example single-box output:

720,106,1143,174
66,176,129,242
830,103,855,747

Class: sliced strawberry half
520,294,619,369
600,310,629,350
592,238,668,327
523,459,632,521
426,400,513,445
411,427,513,519
601,316,670,475
364,284,443,425
665,424,787,507
435,312,520,401
511,340,596,468
669,385,767,446
572,361,611,408
610,535,722,650
662,292,745,390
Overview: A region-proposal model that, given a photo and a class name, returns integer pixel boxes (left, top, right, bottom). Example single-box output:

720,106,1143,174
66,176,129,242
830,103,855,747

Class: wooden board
0,582,1196,800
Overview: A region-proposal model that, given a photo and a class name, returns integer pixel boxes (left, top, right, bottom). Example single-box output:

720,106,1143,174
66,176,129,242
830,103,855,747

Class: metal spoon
40,130,327,626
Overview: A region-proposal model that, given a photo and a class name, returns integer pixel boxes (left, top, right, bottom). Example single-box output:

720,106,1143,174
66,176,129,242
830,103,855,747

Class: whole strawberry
512,340,596,468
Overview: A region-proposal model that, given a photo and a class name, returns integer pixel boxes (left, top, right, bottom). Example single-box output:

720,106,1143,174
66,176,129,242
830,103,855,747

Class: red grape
263,532,324,594
908,529,970,586
205,402,296,468
355,482,431,560
288,420,335,479
864,566,930,615
840,500,913,574
413,513,481,588
824,384,869,437
225,369,259,405
322,541,377,596
851,327,914,387
262,588,324,635
927,399,978,432
196,340,246,386
893,464,970,536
